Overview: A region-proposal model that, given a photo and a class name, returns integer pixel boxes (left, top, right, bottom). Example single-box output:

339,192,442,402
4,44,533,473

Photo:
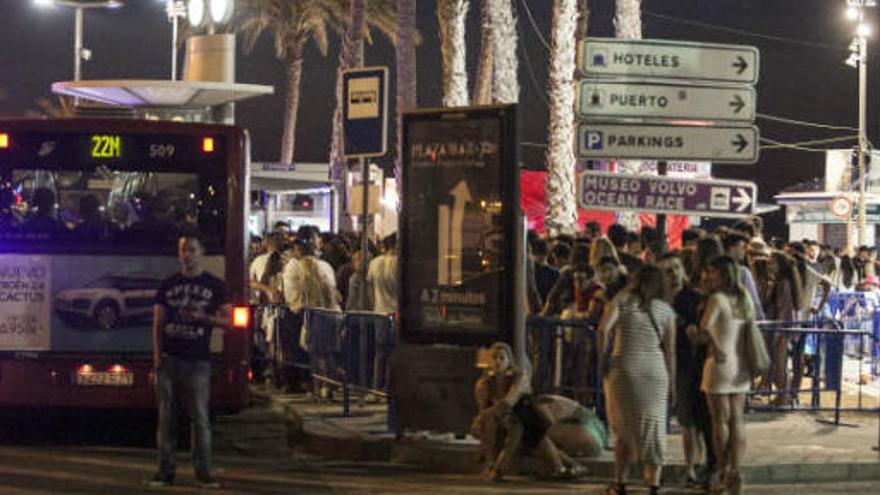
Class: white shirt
367,253,398,314
249,253,270,282
282,256,340,312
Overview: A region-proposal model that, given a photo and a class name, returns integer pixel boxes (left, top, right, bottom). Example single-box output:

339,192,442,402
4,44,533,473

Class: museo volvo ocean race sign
578,171,757,219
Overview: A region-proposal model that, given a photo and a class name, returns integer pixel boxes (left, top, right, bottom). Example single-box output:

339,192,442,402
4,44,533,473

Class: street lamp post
164,1,187,80
34,1,124,83
846,0,875,250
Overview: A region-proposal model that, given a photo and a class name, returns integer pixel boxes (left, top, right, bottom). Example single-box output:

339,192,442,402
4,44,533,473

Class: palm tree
487,0,518,104
437,0,470,107
544,0,579,236
328,0,398,186
472,0,493,105
238,0,341,165
615,0,642,229
24,96,75,119
395,0,418,195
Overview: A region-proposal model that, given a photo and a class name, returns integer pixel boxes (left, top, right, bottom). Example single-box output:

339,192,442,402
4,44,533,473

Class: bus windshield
1,168,225,254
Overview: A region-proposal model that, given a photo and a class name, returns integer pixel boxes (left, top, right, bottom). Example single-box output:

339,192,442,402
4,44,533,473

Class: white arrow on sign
449,180,472,285
578,37,759,84
436,180,472,286
577,123,759,164
577,81,756,123
732,187,752,212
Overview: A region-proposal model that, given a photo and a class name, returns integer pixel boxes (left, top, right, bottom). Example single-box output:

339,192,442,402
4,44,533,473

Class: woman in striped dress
599,265,677,495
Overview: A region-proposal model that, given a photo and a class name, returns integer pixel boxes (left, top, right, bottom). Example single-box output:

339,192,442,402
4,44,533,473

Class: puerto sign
577,123,759,164
578,171,757,218
579,38,759,84
577,81,755,122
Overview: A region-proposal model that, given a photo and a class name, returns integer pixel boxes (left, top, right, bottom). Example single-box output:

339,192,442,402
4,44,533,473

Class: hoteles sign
578,171,757,219
399,105,518,346
579,38,759,84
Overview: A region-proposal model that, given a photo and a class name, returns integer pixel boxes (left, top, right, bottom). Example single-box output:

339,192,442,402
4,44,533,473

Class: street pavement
0,391,879,493
266,385,880,485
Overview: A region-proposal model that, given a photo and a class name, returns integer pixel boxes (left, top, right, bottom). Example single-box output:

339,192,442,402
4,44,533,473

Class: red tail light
109,364,128,373
232,306,250,329
78,364,94,374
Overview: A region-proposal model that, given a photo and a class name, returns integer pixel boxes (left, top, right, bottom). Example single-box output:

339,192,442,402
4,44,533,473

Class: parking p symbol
584,131,604,150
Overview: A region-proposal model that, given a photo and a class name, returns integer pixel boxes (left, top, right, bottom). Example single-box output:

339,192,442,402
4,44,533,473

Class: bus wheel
94,301,120,330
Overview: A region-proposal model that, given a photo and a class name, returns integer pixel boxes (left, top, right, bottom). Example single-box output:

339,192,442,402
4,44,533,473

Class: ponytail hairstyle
261,233,284,285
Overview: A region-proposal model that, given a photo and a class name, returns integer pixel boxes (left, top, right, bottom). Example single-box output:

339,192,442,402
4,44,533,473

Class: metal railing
526,312,880,427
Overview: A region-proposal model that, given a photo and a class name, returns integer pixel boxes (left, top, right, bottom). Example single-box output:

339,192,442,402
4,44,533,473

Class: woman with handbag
689,256,755,494
598,265,677,495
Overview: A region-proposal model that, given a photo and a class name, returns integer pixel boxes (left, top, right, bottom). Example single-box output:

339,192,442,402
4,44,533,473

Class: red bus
0,119,250,414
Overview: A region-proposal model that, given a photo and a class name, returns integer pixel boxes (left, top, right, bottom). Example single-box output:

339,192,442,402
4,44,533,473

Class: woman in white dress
690,255,754,494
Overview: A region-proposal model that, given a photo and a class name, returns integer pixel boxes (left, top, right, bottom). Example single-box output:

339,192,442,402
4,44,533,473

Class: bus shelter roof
51,80,274,108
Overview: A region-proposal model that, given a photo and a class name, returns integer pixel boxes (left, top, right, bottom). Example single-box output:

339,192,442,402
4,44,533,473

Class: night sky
0,0,873,237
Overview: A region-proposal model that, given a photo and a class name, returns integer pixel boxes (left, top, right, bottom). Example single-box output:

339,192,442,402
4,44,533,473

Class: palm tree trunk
396,0,418,196
329,0,367,231
545,0,579,236
473,0,494,105
281,46,305,166
615,0,642,229
488,0,518,104
437,0,470,107
330,0,366,184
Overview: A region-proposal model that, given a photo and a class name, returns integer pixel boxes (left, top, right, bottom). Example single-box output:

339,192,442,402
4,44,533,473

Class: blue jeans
155,354,212,481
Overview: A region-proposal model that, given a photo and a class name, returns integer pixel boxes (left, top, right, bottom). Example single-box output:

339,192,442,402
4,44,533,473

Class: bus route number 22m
90,134,122,159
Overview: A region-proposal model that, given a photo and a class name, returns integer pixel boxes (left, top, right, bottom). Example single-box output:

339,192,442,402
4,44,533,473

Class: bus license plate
76,372,134,386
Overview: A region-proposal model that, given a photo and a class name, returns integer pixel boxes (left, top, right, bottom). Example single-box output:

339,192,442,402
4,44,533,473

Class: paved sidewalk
253,385,880,485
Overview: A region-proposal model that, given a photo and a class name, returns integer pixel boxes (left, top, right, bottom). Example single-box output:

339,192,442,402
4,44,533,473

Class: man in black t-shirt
148,234,230,489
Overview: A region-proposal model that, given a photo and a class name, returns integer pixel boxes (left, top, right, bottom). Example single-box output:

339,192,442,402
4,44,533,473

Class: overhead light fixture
209,0,233,25
847,6,860,20
187,0,206,28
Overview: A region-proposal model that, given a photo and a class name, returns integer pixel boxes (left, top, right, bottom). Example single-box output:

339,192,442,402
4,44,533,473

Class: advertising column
393,105,519,434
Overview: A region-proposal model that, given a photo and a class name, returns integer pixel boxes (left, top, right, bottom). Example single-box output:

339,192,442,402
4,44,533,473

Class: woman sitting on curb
470,342,585,482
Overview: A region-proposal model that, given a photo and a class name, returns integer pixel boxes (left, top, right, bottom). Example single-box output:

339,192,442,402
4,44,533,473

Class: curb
264,390,880,484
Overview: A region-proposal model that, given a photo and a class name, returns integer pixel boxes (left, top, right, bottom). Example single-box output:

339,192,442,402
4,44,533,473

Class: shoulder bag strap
645,302,665,352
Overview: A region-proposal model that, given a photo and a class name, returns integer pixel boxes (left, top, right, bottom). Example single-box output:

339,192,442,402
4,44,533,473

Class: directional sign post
577,81,755,122
579,38,759,84
577,123,759,163
578,171,757,219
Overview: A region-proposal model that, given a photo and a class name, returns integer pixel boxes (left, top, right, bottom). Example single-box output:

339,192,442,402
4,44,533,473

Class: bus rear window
0,168,226,254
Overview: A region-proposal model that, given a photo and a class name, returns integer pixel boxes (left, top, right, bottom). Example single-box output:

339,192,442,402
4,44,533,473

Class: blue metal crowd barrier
302,308,395,420
527,313,879,428
526,316,604,415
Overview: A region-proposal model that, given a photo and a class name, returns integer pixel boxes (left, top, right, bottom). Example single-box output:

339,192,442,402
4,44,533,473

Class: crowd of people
247,216,875,492
473,217,879,494
247,221,398,392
